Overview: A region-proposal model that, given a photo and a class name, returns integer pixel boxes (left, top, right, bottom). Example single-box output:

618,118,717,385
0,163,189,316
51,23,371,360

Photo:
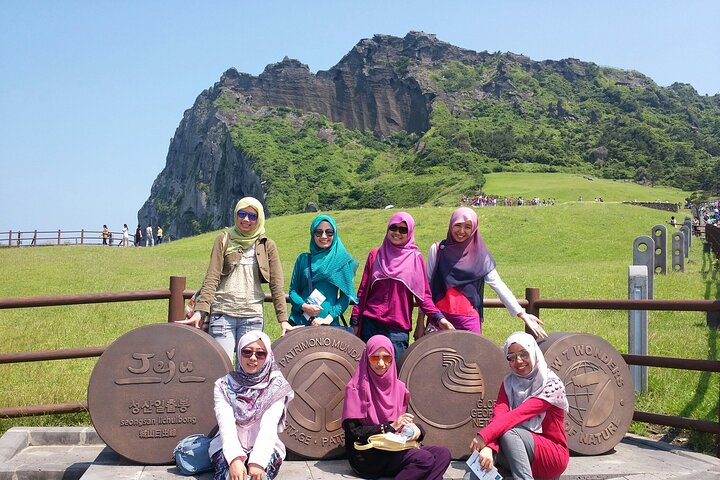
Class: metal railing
2,279,720,444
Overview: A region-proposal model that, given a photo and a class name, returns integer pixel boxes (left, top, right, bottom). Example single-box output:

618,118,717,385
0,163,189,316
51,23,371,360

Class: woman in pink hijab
417,207,546,338
350,212,451,360
342,335,451,479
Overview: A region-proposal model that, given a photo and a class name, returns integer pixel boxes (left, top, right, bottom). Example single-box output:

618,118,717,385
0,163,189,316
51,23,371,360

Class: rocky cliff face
137,90,265,239
139,32,461,238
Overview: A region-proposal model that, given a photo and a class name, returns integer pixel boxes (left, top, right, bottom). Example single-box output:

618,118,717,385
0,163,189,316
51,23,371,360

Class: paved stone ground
2,427,720,479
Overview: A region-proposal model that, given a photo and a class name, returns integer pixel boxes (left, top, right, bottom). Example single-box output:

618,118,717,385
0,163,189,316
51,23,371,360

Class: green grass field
1,173,716,451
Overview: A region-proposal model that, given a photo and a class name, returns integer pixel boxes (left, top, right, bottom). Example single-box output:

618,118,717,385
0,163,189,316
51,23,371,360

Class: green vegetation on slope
218,102,482,216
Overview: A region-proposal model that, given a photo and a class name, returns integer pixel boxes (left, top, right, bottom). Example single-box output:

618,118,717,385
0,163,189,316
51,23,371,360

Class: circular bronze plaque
538,332,635,455
398,330,508,459
271,327,365,459
87,324,232,464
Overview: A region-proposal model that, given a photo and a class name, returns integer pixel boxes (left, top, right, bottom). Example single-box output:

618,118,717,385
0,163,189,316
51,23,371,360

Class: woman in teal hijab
288,215,359,327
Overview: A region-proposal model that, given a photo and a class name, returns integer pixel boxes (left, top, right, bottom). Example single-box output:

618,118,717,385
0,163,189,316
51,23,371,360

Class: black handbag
307,253,353,333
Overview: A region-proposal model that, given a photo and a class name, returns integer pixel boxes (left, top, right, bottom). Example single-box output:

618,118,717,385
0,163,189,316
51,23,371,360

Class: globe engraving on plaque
398,330,508,459
539,332,635,455
271,327,365,459
87,324,232,465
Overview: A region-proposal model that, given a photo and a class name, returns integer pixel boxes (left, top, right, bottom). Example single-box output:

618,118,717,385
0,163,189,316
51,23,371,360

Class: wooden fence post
8,230,11,247
168,276,186,323
57,230,61,245
525,287,541,337
32,230,37,246
81,229,84,245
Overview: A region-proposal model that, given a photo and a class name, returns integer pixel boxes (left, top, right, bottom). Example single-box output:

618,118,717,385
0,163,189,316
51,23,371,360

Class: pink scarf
370,212,426,299
342,335,410,424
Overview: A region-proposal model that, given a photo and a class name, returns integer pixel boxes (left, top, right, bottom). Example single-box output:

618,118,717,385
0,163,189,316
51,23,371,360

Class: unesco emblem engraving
271,327,364,459
87,324,232,464
398,331,507,459
539,333,635,455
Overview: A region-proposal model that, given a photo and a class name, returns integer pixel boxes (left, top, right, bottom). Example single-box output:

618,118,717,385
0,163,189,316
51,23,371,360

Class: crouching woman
209,331,294,480
469,332,569,480
342,335,451,480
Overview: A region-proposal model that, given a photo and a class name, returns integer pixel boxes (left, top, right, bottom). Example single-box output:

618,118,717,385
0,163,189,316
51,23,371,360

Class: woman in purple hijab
350,212,451,360
417,207,547,338
342,335,451,479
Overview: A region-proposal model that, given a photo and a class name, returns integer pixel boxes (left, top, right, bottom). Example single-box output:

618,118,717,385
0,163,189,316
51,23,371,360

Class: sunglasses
313,229,335,238
369,354,393,365
240,348,267,360
506,350,530,363
388,224,409,234
237,211,258,221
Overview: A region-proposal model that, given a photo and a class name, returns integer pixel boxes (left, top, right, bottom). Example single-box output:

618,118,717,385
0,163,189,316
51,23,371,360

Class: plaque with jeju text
87,323,232,464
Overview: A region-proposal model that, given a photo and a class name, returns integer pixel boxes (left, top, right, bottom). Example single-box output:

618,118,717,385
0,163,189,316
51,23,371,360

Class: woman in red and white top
469,332,569,480
417,207,546,338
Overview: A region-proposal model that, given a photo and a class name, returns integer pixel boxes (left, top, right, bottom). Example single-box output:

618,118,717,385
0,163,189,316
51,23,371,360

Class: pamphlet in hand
303,289,326,320
466,450,502,480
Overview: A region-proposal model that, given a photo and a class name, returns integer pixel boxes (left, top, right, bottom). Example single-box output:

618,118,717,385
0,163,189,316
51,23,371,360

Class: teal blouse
288,253,351,326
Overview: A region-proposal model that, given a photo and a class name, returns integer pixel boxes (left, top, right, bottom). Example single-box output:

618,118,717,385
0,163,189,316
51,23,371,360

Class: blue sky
1,1,718,233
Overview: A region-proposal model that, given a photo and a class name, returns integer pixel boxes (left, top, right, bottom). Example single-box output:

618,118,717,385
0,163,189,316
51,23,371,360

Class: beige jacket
195,232,288,323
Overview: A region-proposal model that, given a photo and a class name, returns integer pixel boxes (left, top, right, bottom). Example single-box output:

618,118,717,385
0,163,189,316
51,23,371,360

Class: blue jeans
360,316,409,367
209,313,263,365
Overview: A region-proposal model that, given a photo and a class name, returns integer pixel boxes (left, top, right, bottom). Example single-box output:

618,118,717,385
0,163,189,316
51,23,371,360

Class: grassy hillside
0,176,716,450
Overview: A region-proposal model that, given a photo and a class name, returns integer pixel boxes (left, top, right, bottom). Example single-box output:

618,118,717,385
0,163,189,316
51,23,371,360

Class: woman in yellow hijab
189,197,290,363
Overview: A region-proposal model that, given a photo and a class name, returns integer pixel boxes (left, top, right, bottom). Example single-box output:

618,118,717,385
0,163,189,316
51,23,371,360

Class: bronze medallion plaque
538,332,635,455
398,330,508,459
271,327,365,459
87,324,232,464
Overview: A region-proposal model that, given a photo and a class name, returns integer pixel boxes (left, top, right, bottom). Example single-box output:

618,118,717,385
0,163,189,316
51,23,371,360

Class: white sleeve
484,269,524,317
426,242,438,281
213,380,246,465
248,399,285,468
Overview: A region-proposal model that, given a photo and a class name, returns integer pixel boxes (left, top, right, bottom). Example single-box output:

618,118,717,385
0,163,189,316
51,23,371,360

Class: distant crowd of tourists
698,201,720,226
461,193,556,207
101,224,163,247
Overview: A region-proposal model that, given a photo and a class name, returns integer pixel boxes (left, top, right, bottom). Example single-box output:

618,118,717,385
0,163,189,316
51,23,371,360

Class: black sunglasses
313,229,335,237
388,224,409,234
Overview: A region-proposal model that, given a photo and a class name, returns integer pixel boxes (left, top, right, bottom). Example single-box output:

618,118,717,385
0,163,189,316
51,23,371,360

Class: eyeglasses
368,354,393,365
237,211,258,221
240,349,267,360
313,229,335,238
388,225,409,234
506,350,530,363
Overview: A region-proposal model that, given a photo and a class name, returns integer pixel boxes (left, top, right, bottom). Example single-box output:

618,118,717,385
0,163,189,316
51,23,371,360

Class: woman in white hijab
469,332,569,480
209,331,294,480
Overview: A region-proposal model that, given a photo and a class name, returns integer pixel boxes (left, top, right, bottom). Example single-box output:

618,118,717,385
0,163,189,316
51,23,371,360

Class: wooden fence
0,229,140,247
2,276,720,451
706,224,720,259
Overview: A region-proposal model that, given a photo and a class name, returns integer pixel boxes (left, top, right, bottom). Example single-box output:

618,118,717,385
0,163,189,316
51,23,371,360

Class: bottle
400,425,414,440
